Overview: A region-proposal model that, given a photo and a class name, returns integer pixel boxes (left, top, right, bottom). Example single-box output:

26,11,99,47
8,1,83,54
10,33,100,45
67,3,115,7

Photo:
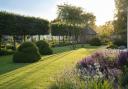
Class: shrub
121,73,128,89
49,69,113,89
113,38,127,46
89,37,102,46
0,49,14,56
107,42,118,49
13,42,41,63
36,40,53,55
49,70,86,89
6,45,15,50
118,51,128,67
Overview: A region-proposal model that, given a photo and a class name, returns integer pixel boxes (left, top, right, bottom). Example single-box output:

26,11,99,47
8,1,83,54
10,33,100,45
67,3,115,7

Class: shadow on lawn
0,56,30,75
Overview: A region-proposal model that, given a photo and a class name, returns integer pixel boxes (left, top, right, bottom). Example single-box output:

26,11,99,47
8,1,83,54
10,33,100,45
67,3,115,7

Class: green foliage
120,67,128,88
49,70,113,89
49,70,85,89
0,11,49,35
13,42,41,63
113,38,127,46
0,46,98,88
6,45,15,50
89,37,102,46
51,23,81,36
97,21,114,44
57,4,83,25
53,4,96,43
114,0,127,45
0,49,14,56
36,40,53,55
107,42,118,49
86,80,113,89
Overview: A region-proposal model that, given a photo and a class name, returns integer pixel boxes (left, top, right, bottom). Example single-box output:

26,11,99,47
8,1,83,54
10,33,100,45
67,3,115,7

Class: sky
0,0,115,25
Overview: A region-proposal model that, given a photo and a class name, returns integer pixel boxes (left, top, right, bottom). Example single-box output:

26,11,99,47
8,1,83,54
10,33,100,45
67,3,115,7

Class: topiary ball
13,42,41,63
89,37,102,46
36,40,53,55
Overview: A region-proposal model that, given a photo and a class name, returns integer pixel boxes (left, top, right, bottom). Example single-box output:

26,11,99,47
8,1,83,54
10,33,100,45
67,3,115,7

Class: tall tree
114,0,128,46
97,21,114,43
57,4,83,43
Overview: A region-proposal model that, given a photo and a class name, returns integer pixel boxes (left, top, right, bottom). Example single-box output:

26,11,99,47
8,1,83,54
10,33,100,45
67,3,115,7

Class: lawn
0,45,100,89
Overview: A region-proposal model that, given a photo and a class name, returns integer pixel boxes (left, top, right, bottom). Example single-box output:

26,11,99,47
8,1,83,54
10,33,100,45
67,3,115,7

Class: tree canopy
51,4,96,41
0,11,49,35
114,0,128,45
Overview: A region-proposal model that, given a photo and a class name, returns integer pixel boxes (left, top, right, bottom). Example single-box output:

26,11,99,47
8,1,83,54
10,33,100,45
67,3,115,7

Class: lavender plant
76,50,127,88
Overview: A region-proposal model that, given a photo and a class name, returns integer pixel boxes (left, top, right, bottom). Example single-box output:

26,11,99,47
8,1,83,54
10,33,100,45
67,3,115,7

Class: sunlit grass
0,45,99,89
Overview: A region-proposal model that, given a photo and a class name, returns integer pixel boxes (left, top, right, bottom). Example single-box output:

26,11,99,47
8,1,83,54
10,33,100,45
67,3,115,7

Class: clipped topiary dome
13,42,41,63
36,40,53,55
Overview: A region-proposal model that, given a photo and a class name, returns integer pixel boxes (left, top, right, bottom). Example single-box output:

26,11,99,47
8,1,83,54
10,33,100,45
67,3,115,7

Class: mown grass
0,45,99,89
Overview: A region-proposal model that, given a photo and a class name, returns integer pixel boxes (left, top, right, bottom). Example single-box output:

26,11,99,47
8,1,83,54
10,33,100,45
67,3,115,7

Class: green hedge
0,50,14,56
36,40,53,55
13,42,41,63
0,11,49,35
89,37,102,46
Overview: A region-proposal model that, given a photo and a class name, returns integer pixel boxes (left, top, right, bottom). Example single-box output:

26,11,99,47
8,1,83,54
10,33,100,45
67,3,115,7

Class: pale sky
0,0,115,25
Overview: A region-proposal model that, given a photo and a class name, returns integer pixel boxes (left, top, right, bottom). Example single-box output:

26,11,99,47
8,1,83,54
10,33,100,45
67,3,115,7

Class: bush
13,42,41,63
121,73,128,89
0,49,14,56
89,37,102,46
6,45,15,50
107,42,118,49
49,69,113,89
113,38,127,46
36,40,53,55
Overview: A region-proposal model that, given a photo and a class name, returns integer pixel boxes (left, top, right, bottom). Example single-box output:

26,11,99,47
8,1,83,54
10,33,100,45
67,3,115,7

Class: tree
0,11,49,50
96,21,114,44
114,0,128,46
97,21,114,38
57,4,83,43
81,13,96,28
57,4,96,44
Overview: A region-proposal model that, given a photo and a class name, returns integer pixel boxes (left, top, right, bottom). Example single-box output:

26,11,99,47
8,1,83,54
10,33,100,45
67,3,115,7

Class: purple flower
85,56,94,64
118,51,128,66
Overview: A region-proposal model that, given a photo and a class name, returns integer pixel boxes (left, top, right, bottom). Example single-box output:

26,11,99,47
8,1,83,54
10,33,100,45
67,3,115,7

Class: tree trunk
63,36,64,43
59,35,61,44
13,35,16,50
38,35,40,41
31,36,33,42
23,34,26,42
0,35,2,51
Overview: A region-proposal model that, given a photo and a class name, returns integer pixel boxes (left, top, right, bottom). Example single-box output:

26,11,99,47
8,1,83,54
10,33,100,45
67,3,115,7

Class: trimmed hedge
89,37,102,46
13,42,41,63
0,50,14,56
36,40,53,55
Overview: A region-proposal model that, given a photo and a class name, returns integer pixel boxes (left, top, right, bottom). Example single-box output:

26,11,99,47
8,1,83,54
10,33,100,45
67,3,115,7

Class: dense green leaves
114,0,128,45
57,4,83,25
0,11,49,35
51,23,82,36
51,4,96,43
13,42,41,63
36,40,53,55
